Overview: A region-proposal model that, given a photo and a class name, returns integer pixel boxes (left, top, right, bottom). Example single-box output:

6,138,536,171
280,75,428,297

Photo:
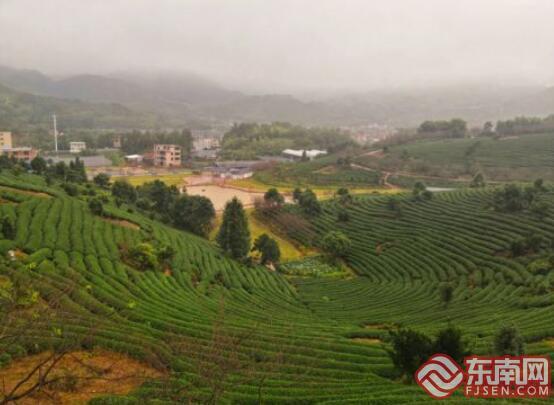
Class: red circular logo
415,354,464,399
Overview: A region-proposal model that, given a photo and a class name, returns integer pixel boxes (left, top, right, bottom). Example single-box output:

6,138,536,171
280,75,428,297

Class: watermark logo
415,354,464,399
465,356,550,398
416,354,551,399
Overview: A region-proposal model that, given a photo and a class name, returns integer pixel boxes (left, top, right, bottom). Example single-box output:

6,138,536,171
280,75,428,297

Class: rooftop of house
282,149,327,158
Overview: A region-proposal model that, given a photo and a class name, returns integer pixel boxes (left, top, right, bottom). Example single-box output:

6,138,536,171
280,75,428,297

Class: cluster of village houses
0,130,331,181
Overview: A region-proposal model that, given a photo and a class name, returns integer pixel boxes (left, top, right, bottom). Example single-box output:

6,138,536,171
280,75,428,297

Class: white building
213,167,253,180
70,142,87,154
282,149,327,161
193,136,220,151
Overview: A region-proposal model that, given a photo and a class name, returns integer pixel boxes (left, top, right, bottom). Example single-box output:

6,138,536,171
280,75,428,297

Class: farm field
0,171,552,403
356,132,554,182
111,171,192,187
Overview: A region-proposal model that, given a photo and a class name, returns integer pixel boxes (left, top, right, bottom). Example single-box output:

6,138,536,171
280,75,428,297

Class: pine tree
216,197,250,259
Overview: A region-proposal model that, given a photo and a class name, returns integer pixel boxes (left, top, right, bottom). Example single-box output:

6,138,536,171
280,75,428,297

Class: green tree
298,189,321,216
137,180,179,213
216,197,251,260
433,325,469,365
172,195,216,237
1,216,15,240
264,188,284,208
387,328,433,380
128,242,159,272
483,121,494,134
530,199,550,219
88,198,104,216
335,188,352,205
252,234,281,265
52,161,68,181
68,157,87,183
321,231,351,260
30,156,47,174
470,173,485,188
413,182,432,201
157,245,175,268
93,173,111,188
112,180,137,203
61,183,78,196
493,325,524,356
534,178,546,192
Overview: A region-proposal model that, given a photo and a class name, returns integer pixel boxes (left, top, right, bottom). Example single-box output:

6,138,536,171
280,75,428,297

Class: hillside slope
0,83,163,132
0,172,553,402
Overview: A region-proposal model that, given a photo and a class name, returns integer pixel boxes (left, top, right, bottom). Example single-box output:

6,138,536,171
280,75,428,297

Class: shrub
252,234,280,265
1,216,15,240
387,328,433,380
433,325,469,364
88,198,104,216
264,188,284,208
112,180,137,203
172,195,215,237
321,231,351,260
493,325,524,355
62,183,79,196
93,173,111,187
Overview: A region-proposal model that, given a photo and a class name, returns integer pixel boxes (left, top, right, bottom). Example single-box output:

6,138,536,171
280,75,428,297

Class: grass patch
227,177,400,199
279,256,350,278
112,171,192,187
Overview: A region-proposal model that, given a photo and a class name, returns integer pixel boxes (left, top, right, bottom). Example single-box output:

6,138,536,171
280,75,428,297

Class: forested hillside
0,83,163,133
220,122,353,160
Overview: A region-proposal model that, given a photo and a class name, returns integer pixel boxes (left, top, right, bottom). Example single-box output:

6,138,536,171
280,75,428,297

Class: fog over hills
0,64,553,128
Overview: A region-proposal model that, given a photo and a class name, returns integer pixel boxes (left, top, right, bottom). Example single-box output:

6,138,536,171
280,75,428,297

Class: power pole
52,114,58,154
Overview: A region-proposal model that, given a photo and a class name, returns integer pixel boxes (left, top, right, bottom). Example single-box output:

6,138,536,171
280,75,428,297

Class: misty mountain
1,65,554,128
0,82,164,133
0,65,242,107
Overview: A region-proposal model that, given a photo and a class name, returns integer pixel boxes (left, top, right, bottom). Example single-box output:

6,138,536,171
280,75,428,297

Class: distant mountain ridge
0,65,553,127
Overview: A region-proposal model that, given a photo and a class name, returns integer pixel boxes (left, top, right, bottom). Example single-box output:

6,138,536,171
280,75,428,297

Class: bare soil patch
102,217,140,230
314,165,338,174
361,149,385,158
0,349,164,404
0,186,51,198
187,185,264,211
351,338,382,345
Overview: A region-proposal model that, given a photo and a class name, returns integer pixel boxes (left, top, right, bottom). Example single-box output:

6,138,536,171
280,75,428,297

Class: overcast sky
1,0,553,93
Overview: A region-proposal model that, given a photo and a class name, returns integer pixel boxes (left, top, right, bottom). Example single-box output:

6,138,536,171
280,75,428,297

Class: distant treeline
495,115,554,136
221,122,353,160
417,119,467,138
375,118,468,148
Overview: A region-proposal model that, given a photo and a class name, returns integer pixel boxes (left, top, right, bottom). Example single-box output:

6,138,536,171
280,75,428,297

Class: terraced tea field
0,171,552,403
356,132,554,182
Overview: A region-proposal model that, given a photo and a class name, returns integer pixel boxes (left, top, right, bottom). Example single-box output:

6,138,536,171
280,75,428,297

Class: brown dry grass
0,186,51,198
0,349,164,404
101,217,140,231
351,338,382,345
